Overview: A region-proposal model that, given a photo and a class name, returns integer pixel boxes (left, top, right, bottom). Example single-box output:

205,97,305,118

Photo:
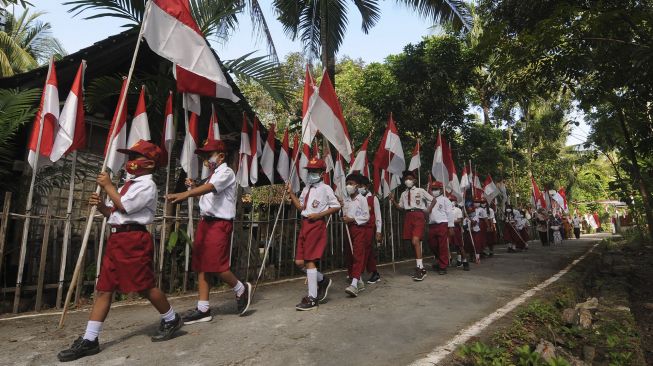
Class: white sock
351,278,359,287
307,268,318,298
233,281,245,297
197,300,210,313
457,254,462,262
83,320,103,341
463,257,468,263
316,271,324,282
416,259,424,268
161,306,176,322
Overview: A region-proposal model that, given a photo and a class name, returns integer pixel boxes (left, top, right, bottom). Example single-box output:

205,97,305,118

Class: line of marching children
56,144,530,362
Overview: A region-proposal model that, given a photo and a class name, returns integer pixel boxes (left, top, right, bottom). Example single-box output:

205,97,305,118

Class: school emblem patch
312,199,320,208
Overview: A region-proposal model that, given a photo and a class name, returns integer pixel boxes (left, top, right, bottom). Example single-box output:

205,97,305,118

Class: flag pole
56,150,77,309
59,9,148,326
158,92,174,288
467,159,479,263
417,138,421,187
181,101,194,293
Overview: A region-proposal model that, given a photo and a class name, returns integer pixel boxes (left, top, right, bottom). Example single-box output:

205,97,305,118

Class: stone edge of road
407,238,604,366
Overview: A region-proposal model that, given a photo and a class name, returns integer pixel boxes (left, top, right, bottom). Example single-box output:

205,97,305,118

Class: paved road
0,234,607,366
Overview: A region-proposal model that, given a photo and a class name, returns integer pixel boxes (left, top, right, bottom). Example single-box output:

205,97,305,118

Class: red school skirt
192,218,234,273
96,230,156,293
296,218,327,261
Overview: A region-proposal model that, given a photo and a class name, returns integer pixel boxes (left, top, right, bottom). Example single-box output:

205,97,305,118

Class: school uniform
426,195,454,270
296,181,340,261
572,217,581,239
399,187,432,240
475,206,489,251
450,205,464,249
192,162,237,273
484,207,497,249
365,193,382,274
463,211,483,255
343,194,370,280
96,174,157,293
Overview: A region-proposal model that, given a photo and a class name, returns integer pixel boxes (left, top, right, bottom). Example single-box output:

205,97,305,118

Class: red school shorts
296,218,327,261
96,230,156,293
192,219,234,273
402,211,426,240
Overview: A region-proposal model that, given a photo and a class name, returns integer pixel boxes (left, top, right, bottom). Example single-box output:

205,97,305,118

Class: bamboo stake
94,217,108,286
55,152,76,309
35,204,52,311
158,142,173,288
0,192,12,278
181,100,195,293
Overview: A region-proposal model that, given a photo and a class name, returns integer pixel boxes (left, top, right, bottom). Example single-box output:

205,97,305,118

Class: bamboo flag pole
467,159,479,263
14,57,54,313
59,18,147,327
56,151,77,309
158,92,175,288
181,101,194,293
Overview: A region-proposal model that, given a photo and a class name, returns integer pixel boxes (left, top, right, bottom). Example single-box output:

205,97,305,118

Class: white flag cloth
384,119,405,175
349,137,369,176
483,174,500,203
290,135,301,192
249,118,260,184
201,105,221,179
260,124,276,184
236,115,251,188
408,140,420,171
180,111,199,179
104,78,129,174
160,91,175,161
28,59,59,170
127,86,151,148
277,128,290,182
333,154,347,199
431,132,449,186
51,60,86,162
299,143,310,184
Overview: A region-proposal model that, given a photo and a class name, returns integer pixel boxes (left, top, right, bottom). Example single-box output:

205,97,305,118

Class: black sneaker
151,313,183,342
317,277,332,303
236,282,252,316
182,308,212,325
508,247,517,253
463,261,470,271
367,271,381,284
455,260,463,268
412,267,427,281
489,252,494,257
295,296,318,311
57,337,100,362
438,268,447,275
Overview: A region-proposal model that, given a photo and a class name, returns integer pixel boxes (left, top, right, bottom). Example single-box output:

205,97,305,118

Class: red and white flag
531,175,546,209
160,91,175,165
373,113,405,179
127,86,151,148
333,153,347,199
408,140,421,171
260,123,276,184
558,187,568,211
322,139,333,185
301,70,352,158
51,60,86,162
104,78,129,174
249,117,260,184
298,143,311,184
349,137,370,177
277,128,290,182
483,174,499,202
142,0,237,102
180,111,200,179
473,171,483,200
289,135,301,192
28,59,59,170
431,132,449,186
200,104,221,178
302,65,315,118
460,166,469,192
236,114,251,188
445,142,462,201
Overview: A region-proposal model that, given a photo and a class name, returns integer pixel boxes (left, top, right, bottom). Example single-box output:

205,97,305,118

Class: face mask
125,159,155,176
404,180,414,188
481,203,487,208
432,189,442,197
358,187,368,196
506,209,512,213
346,185,357,195
307,172,322,185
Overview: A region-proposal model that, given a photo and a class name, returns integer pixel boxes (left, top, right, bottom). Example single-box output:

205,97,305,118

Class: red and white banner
160,91,175,165
290,134,301,192
531,175,546,209
298,142,310,184
28,59,59,170
558,187,568,211
236,114,251,188
260,123,276,184
127,86,151,148
51,60,85,162
249,117,260,184
431,132,449,186
445,142,462,201
277,128,290,182
408,140,421,171
323,139,334,185
384,114,405,175
483,174,499,202
180,111,200,179
349,137,370,177
104,78,129,174
333,153,347,199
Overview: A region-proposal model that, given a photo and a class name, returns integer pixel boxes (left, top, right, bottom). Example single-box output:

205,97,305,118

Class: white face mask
404,180,414,188
481,203,487,208
506,209,512,213
358,187,368,196
346,184,357,195
432,189,442,197
307,172,322,185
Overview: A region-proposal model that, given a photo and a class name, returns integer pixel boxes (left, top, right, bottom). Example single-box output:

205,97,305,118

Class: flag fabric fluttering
200,104,221,179
104,78,129,174
290,135,301,192
333,153,347,199
558,187,568,211
28,59,59,169
323,139,334,185
260,123,276,184
249,117,260,184
301,70,352,158
445,142,462,201
159,92,175,165
460,166,470,192
299,143,310,184
349,137,370,177
142,0,238,102
302,65,315,118
236,114,251,188
180,111,200,179
277,128,290,182
431,132,449,186
531,175,546,209
127,86,151,148
51,60,86,162
550,189,566,211
408,140,421,171
384,114,405,175
483,174,500,203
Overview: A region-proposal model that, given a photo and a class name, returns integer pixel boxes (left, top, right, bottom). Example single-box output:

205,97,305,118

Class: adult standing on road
572,215,582,239
536,208,549,246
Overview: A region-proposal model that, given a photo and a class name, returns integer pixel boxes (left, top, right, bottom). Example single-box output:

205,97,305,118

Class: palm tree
273,0,473,83
0,9,67,77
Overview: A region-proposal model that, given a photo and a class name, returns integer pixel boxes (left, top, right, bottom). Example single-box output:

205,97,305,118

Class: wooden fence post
0,192,12,277
35,205,52,311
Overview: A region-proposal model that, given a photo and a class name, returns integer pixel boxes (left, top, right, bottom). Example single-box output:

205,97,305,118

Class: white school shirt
366,193,383,233
427,195,455,227
476,206,489,220
107,174,157,225
343,194,370,225
452,205,463,223
398,187,432,210
299,181,341,217
572,217,581,228
199,163,237,219
463,211,481,232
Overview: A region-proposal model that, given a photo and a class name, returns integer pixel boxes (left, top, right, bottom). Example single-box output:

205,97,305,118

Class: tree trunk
618,109,653,239
320,0,336,85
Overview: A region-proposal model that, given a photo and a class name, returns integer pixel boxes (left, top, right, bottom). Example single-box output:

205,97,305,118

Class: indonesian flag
200,104,221,179
558,187,568,211
302,65,315,118
531,175,546,209
550,190,566,211
302,70,352,158
587,213,598,229
289,135,301,192
593,212,601,228
460,166,470,191
142,0,238,102
323,139,333,185
473,173,483,200
431,132,449,186
277,128,290,182
104,78,129,174
483,174,500,202
260,123,276,184
180,111,200,179
408,140,421,171
350,137,370,177
333,153,347,199
299,143,310,184
373,113,405,177
127,86,151,148
249,117,260,184
160,91,174,165
445,142,462,201
28,59,59,170
236,114,251,188
51,61,86,162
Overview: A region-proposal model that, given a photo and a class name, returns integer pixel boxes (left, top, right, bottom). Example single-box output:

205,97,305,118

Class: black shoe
412,267,427,281
317,277,332,303
367,272,381,284
489,252,494,257
182,308,212,325
151,313,183,342
295,296,318,311
236,282,252,316
432,263,439,271
438,268,447,275
508,247,517,253
463,261,470,271
57,337,100,362
480,252,488,258
455,260,463,268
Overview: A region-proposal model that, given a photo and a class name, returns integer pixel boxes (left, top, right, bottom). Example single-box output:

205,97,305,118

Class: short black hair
360,175,371,186
402,170,416,179
346,173,363,184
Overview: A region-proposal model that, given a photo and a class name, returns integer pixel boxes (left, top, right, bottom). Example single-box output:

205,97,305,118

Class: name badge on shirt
415,193,421,201
438,203,443,210
312,199,320,208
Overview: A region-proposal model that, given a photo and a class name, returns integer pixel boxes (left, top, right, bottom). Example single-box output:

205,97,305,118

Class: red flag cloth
51,60,85,162
28,59,59,169
302,65,314,118
531,175,546,209
104,78,129,173
160,92,174,165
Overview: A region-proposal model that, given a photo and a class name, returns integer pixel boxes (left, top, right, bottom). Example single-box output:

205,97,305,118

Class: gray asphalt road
0,234,606,366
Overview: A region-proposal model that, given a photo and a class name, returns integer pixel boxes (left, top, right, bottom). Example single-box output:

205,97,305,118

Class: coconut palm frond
0,31,38,76
396,0,473,32
353,0,381,33
223,52,292,108
63,0,146,26
247,0,281,63
189,0,241,41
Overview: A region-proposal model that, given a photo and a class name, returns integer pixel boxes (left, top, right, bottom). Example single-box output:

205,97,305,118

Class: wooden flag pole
158,146,172,287
59,17,147,327
181,103,194,293
56,151,77,309
14,57,54,313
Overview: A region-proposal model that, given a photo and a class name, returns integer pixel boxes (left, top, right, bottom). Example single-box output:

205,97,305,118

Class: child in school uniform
287,157,341,310
425,181,455,275
165,139,252,323
360,176,382,284
342,173,370,297
57,140,182,362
